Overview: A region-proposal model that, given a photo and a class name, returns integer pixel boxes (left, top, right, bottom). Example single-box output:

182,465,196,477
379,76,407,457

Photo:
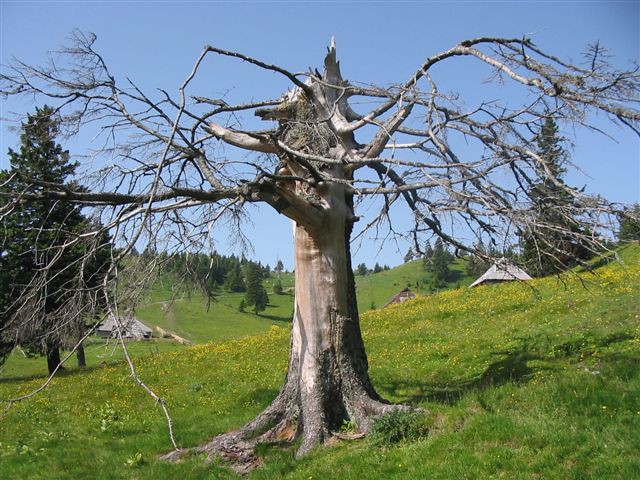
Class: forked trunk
163,41,413,469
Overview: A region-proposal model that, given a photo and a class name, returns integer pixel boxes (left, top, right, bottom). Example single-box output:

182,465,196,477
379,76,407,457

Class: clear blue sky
1,1,638,269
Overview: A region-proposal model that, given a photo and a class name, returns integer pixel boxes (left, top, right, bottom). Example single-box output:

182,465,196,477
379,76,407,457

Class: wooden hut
383,288,416,308
469,259,531,288
96,315,153,339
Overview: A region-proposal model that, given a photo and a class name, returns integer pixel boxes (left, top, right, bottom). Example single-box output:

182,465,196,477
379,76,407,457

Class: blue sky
1,1,639,269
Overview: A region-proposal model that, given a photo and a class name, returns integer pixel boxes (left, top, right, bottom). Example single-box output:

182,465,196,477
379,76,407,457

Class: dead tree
1,32,638,459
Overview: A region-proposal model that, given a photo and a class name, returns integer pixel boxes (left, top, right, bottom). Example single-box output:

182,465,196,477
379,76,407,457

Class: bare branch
205,121,278,154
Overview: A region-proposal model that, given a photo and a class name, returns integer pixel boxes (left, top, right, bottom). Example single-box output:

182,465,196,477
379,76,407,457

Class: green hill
1,244,638,479
0,258,469,376
133,257,473,344
356,257,473,311
134,272,297,344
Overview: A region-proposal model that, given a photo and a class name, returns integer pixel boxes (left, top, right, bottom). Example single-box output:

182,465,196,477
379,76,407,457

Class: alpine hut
469,259,532,288
383,288,417,308
96,315,153,339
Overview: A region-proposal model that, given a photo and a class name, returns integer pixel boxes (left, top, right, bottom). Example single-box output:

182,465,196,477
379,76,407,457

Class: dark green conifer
0,106,110,374
244,263,269,314
520,116,592,276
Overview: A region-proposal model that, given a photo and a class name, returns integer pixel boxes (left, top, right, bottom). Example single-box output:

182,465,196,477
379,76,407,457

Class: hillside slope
135,257,473,344
135,273,296,344
356,257,473,311
1,244,637,479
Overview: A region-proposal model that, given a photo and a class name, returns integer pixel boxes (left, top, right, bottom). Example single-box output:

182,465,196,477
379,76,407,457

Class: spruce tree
424,238,452,289
466,244,489,279
403,248,414,263
244,263,269,314
0,106,109,374
520,116,592,276
617,204,640,242
224,261,246,292
274,260,285,274
355,263,369,276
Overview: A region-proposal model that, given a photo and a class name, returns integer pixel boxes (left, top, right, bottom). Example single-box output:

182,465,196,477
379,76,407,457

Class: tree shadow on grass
380,348,543,406
238,387,280,408
257,313,292,323
378,331,635,406
0,361,118,384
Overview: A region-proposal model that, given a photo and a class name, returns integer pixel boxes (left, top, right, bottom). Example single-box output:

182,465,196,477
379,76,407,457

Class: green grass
135,273,296,344
355,257,473,311
1,244,638,479
0,339,186,380
135,258,472,345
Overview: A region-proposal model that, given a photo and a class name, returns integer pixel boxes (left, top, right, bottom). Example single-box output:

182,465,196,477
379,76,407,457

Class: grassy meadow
0,244,638,479
0,256,465,379
134,273,297,344
133,257,473,345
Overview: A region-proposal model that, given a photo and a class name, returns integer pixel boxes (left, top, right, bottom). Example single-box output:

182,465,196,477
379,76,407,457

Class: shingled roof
96,315,153,339
469,259,532,288
383,288,417,308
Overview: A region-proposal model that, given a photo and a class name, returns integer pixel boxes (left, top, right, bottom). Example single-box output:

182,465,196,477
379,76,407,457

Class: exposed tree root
160,385,420,475
160,307,423,474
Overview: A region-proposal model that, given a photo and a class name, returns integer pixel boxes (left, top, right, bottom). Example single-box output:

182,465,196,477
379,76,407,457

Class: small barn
469,259,532,288
384,288,417,308
96,315,153,339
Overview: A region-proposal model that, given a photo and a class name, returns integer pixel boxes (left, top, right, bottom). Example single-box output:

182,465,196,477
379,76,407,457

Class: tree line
354,262,390,276
151,250,281,315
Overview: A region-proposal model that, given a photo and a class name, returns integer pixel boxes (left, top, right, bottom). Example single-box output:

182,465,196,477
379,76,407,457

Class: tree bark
76,343,86,368
46,347,62,375
185,184,409,465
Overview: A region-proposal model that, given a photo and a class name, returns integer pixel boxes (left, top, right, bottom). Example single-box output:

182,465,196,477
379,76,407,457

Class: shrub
369,410,430,447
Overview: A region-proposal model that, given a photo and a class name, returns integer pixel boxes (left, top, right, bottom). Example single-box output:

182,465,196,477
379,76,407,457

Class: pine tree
355,263,369,276
466,246,488,279
423,238,452,289
0,106,109,374
274,260,285,274
403,248,414,263
423,241,434,261
224,261,246,292
244,263,269,314
520,116,592,276
617,204,640,242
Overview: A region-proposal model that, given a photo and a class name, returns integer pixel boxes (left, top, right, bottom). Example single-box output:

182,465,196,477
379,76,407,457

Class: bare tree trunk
190,188,408,465
287,210,386,454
